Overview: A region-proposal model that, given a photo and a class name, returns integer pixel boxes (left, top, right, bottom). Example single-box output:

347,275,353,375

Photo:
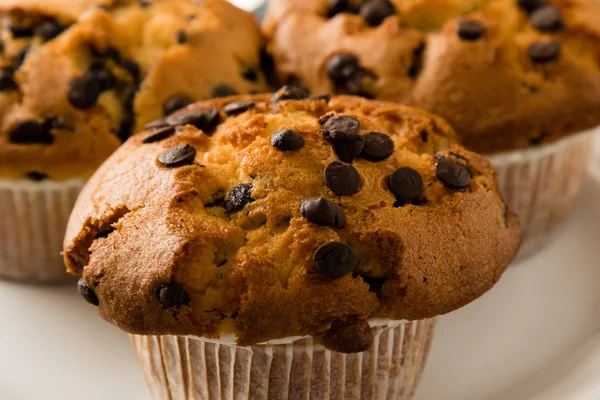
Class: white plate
0,167,598,400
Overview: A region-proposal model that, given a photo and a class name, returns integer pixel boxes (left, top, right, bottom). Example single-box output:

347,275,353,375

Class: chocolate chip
300,198,346,228
518,0,547,13
35,20,65,41
78,279,99,306
88,66,117,92
8,22,34,38
157,283,190,309
408,42,425,79
310,94,331,102
225,183,254,212
361,132,394,161
117,115,134,143
270,85,309,104
166,108,221,133
334,136,365,163
359,0,396,27
389,167,423,202
9,121,54,145
271,129,305,151
120,59,141,82
344,69,377,98
212,84,238,98
242,67,259,82
324,161,361,195
528,40,561,63
142,126,176,144
322,115,360,142
0,68,17,91
259,48,277,86
457,20,486,41
223,100,254,116
176,30,188,44
68,74,102,109
25,171,48,181
323,318,374,353
326,53,359,84
530,5,563,32
164,95,193,116
435,157,471,188
327,0,351,18
157,144,197,167
314,242,356,278
145,118,170,130
15,46,30,69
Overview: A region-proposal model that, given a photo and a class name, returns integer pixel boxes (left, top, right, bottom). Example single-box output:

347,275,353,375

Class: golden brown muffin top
64,90,521,352
264,0,600,153
0,0,268,181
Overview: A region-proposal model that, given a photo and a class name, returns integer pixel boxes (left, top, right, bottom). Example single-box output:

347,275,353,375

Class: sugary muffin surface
264,0,600,153
64,90,521,352
0,0,268,180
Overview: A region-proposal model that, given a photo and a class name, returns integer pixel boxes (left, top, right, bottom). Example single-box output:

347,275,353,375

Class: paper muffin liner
131,318,437,400
488,128,598,258
0,178,84,282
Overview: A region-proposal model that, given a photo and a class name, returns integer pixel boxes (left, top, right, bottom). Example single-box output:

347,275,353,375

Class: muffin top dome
64,90,521,352
0,0,268,181
264,0,600,153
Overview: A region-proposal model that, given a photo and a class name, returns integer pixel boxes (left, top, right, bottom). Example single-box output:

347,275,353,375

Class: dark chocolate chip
322,318,374,353
8,22,34,38
457,20,487,41
408,42,425,79
518,0,547,13
25,171,48,181
326,53,359,84
259,48,277,86
78,279,99,306
166,108,221,134
212,84,238,98
529,5,563,32
15,46,30,69
359,0,396,27
176,30,188,44
35,20,65,41
334,135,365,163
242,67,259,82
314,242,356,278
145,118,170,130
271,129,305,151
120,59,141,82
360,132,394,161
322,115,360,142
0,68,17,91
389,167,423,202
435,157,471,188
9,121,54,145
88,67,117,92
324,161,361,195
225,183,254,212
157,283,190,309
327,0,351,18
117,115,134,142
344,69,376,98
270,85,309,104
300,198,346,228
164,95,193,116
223,100,254,116
157,144,197,167
142,126,176,144
68,74,102,109
528,40,561,63
0,39,4,53
310,94,331,102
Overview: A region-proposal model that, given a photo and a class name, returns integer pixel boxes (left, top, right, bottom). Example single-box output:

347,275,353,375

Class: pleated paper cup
131,318,437,400
0,178,84,282
488,128,597,258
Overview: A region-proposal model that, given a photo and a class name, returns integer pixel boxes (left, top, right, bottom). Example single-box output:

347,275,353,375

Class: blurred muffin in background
264,0,600,255
0,0,269,282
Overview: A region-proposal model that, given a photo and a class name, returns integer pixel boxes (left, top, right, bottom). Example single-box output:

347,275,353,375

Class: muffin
0,0,269,282
63,90,521,399
264,0,600,255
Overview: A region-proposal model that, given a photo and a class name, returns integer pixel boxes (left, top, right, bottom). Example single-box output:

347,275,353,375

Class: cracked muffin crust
264,0,600,153
0,0,268,181
63,90,521,352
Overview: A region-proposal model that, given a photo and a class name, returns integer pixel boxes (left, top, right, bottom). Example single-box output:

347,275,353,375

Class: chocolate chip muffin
264,0,600,153
0,0,269,180
64,89,521,350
